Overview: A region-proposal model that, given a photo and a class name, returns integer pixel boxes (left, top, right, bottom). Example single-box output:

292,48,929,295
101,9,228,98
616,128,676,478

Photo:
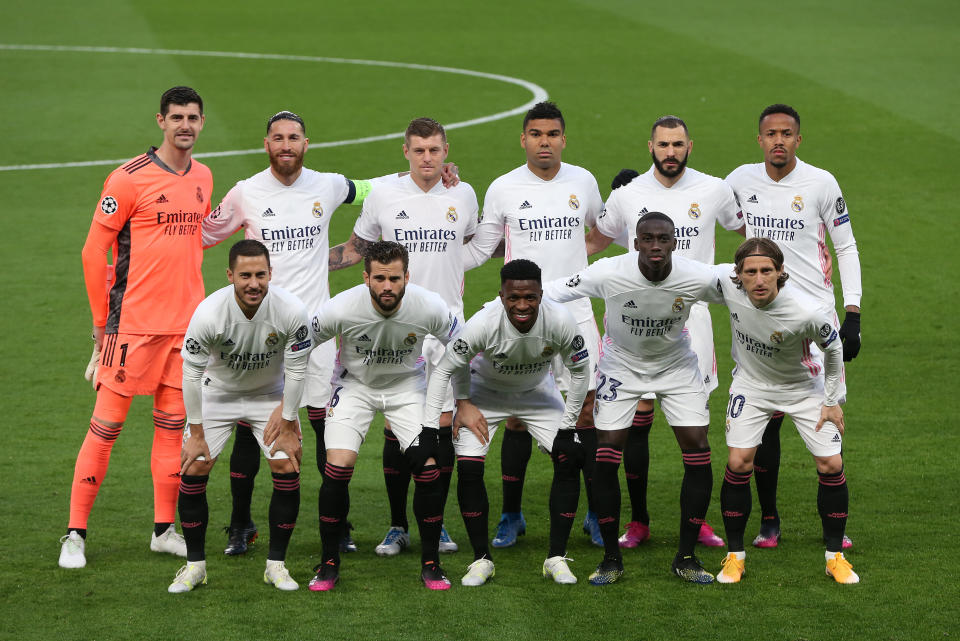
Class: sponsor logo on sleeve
835,196,846,213
292,339,312,352
571,335,585,350
833,214,850,227
100,196,118,215
566,274,581,288
819,323,832,338
571,349,589,363
453,339,469,355
822,330,838,347
295,325,309,341
184,337,202,354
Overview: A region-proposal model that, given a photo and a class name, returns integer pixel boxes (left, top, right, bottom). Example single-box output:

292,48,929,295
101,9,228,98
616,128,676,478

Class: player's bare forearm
585,227,614,256
491,239,506,258
270,422,302,472
329,234,370,271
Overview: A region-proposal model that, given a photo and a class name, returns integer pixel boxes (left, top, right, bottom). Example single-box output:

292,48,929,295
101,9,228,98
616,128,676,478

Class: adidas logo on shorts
624,300,637,308
396,211,409,219
519,201,533,210
831,434,841,442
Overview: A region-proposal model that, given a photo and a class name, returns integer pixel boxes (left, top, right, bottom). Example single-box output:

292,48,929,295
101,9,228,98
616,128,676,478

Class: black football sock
438,425,455,514
178,474,209,562
456,457,490,561
318,462,352,565
308,406,327,473
720,466,753,552
576,424,597,512
592,445,623,559
267,472,300,561
229,421,260,529
382,428,410,531
817,468,849,552
500,428,532,514
624,410,653,524
154,522,173,537
548,447,581,558
754,412,784,528
678,448,713,557
412,463,443,565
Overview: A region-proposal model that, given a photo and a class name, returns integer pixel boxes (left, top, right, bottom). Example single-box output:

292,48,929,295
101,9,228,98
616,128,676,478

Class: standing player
308,241,458,591
201,110,375,555
330,117,478,556
463,101,605,548
424,259,590,586
545,213,723,585
585,115,743,549
60,86,212,568
726,104,862,548
168,240,310,593
713,238,857,584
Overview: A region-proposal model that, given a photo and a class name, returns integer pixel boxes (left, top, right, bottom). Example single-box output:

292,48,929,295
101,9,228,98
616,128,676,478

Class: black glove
611,168,639,190
551,429,586,469
838,312,861,361
406,427,440,471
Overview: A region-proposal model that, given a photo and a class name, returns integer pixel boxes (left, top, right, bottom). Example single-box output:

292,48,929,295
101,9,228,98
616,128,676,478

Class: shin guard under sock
754,412,784,525
413,463,443,565
500,428,532,514
268,472,300,561
318,463,353,564
592,445,623,558
818,468,849,551
229,421,261,528
624,410,653,524
679,448,713,556
382,428,410,530
548,447,581,558
308,406,327,473
720,466,753,552
178,474,209,562
456,457,490,560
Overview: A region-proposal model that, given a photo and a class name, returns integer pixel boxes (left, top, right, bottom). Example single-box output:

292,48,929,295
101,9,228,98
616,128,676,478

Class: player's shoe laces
697,522,725,547
264,560,298,591
421,561,452,591
588,555,624,586
671,553,715,584
308,560,339,592
340,522,357,554
375,526,410,557
168,562,207,593
618,521,650,548
717,553,746,584
439,524,458,553
582,511,604,547
58,531,86,569
461,557,495,586
151,524,187,557
224,520,258,556
753,520,781,548
491,512,526,548
543,556,577,584
825,552,859,584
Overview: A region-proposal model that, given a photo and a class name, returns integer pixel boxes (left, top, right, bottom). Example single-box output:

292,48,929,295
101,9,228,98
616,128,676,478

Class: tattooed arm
329,232,374,271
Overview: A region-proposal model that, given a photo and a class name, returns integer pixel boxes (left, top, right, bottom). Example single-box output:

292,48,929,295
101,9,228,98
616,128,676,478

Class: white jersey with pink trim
310,283,456,392
202,168,353,315
725,159,861,312
596,166,743,263
353,173,478,318
464,163,603,325
714,264,843,404
544,253,723,375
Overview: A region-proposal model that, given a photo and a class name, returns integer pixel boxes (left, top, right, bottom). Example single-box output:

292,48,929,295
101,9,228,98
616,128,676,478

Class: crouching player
308,241,458,591
424,259,590,586
714,238,857,584
169,240,310,593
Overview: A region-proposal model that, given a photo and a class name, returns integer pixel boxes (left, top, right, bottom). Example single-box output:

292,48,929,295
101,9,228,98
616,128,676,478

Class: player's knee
726,448,755,474
267,458,298,475
92,385,132,426
153,384,184,416
597,428,628,450
326,448,358,468
674,426,709,450
184,459,215,477
814,454,843,475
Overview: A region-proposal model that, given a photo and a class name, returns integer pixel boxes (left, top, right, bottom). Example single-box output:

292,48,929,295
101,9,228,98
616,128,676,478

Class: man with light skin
586,115,744,550
330,118,478,558
712,238,857,585
169,240,310,593
726,104,861,549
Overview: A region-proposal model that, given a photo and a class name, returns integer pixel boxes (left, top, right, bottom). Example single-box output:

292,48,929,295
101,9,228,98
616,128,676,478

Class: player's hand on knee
441,162,460,188
263,403,288,445
181,431,211,475
269,419,302,473
454,399,488,445
816,404,845,435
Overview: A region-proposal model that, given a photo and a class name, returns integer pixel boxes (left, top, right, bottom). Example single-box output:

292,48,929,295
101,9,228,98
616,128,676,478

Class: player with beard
307,241,458,591
584,116,744,550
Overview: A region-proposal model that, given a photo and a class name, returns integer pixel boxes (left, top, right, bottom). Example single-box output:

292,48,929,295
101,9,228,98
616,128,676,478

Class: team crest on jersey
671,297,684,313
791,196,804,212
453,339,469,355
185,337,202,354
688,203,701,220
265,332,279,347
115,369,126,383
568,194,580,210
313,202,324,218
446,207,458,223
100,196,118,215
566,274,581,288
196,187,204,203
769,331,783,344
541,345,554,357
404,333,418,346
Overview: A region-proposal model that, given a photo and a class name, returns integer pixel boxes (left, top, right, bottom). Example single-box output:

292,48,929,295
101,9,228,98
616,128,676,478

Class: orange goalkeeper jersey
84,147,213,335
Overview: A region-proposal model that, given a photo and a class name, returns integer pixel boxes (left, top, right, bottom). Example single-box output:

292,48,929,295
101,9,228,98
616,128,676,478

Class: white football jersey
544,254,723,374
714,264,843,404
596,166,743,264
181,285,311,422
201,168,355,315
464,163,602,324
311,283,456,391
725,159,861,311
424,297,591,429
353,173,478,317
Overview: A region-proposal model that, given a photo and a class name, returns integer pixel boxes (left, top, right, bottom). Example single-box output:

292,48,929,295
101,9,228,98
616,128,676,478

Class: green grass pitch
1,1,957,639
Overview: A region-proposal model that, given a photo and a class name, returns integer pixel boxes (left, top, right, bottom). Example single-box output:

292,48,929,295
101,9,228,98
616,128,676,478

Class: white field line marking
0,44,549,172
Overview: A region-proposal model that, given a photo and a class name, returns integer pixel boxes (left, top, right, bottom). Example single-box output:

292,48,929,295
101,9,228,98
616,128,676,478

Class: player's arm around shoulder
201,183,244,248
